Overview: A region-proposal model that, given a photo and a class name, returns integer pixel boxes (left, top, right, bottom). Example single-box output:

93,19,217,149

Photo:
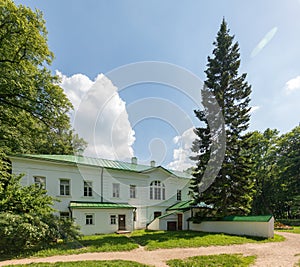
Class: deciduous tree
0,0,86,155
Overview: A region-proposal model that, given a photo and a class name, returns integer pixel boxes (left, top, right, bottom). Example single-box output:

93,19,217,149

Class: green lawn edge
5,260,152,267
276,226,300,234
166,253,257,267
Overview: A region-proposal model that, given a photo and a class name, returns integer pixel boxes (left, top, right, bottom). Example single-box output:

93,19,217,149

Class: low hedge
276,219,300,226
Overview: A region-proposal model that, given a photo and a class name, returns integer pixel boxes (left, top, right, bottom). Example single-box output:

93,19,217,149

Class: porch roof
167,200,193,211
167,200,212,211
69,201,135,209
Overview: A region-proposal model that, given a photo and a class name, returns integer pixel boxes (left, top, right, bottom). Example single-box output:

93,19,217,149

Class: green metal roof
157,211,177,219
69,201,135,209
12,154,191,179
221,215,273,222
167,200,194,211
167,200,212,211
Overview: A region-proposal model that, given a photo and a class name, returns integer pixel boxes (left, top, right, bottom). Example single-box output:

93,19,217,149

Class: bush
0,212,81,255
0,213,49,253
276,219,300,226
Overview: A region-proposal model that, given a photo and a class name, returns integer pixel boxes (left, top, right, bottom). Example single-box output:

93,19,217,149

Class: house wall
72,208,134,235
147,217,160,230
147,209,192,231
190,217,274,238
11,157,191,234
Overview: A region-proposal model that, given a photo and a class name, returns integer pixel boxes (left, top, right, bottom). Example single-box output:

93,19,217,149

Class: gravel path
1,232,299,267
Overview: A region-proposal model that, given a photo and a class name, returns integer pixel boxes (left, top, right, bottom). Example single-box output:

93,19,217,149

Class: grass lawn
6,260,152,267
166,253,256,267
129,230,284,250
0,230,284,260
277,226,300,234
0,234,138,260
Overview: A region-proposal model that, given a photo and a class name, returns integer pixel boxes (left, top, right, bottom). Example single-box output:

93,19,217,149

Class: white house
10,154,192,235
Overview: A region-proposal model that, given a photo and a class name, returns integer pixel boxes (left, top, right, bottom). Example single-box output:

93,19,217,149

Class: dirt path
1,232,300,267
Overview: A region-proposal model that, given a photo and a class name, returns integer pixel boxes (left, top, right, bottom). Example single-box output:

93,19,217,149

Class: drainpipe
100,167,104,202
68,206,72,219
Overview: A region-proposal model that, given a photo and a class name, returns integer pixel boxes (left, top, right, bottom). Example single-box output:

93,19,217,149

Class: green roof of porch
69,201,135,209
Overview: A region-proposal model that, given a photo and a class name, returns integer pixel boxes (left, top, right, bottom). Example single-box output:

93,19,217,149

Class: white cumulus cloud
167,127,197,171
58,71,135,161
284,76,300,94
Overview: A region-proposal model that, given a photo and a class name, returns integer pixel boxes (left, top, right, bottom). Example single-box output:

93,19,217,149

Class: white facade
148,210,192,231
10,155,192,235
190,218,274,238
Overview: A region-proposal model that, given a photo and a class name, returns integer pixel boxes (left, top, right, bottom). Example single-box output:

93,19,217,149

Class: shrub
0,212,81,255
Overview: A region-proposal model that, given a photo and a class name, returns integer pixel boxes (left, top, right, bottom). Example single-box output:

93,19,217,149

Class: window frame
130,184,136,198
34,176,46,189
85,214,94,225
177,189,182,201
150,180,165,200
60,179,71,196
112,183,120,198
84,181,93,197
110,215,116,225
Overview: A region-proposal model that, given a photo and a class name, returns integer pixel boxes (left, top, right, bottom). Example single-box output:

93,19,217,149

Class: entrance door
118,215,126,230
167,221,177,231
177,214,183,230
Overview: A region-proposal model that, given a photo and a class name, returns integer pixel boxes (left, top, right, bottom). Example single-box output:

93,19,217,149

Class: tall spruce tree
191,19,254,216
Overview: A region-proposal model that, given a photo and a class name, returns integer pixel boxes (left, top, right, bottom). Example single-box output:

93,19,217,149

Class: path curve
1,232,300,267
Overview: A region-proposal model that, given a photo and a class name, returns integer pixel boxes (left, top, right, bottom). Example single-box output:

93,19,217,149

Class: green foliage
0,173,54,215
191,19,255,216
0,170,81,254
167,254,256,267
0,212,81,255
0,213,49,253
0,0,86,155
249,129,280,215
277,219,300,226
6,260,151,267
0,1,85,256
276,126,300,218
249,127,300,218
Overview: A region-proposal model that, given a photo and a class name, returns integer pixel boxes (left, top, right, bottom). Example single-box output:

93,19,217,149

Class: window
112,183,120,198
84,181,93,197
86,214,94,225
150,180,165,200
110,215,116,224
130,185,136,198
154,211,162,218
34,176,46,189
60,212,70,220
60,179,70,196
177,190,182,201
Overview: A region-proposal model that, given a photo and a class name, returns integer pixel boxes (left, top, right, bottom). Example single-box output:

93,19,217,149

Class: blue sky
15,0,300,169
